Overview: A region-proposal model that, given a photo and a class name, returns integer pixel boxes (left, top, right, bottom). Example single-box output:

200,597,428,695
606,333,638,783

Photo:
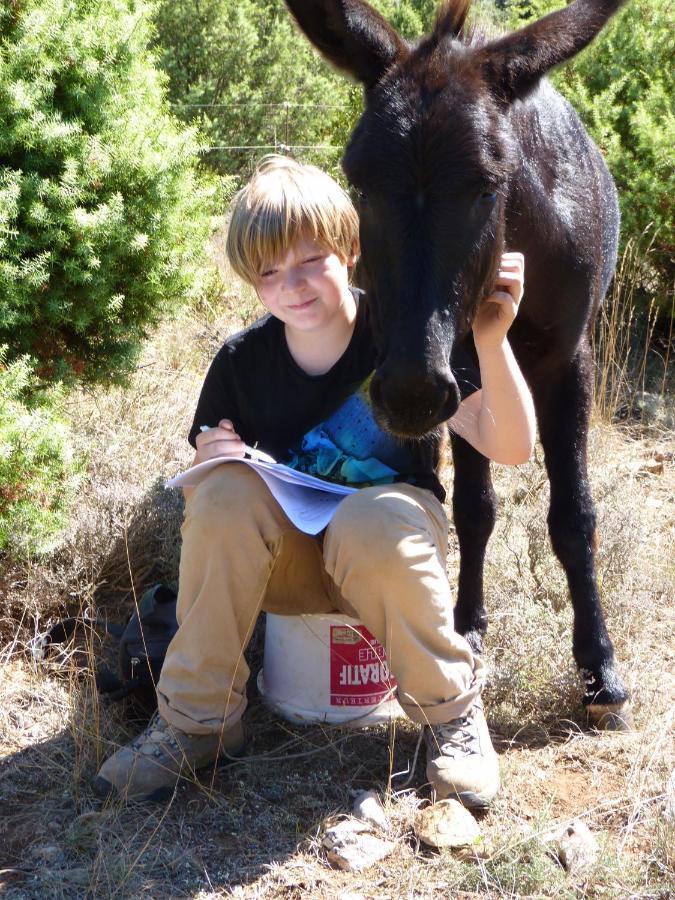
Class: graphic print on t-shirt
285,373,417,487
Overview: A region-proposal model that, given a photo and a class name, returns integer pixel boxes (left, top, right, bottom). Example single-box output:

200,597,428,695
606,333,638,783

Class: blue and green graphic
286,374,415,487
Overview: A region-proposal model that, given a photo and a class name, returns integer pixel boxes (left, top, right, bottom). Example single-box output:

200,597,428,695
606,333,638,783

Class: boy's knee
186,463,276,526
327,486,432,556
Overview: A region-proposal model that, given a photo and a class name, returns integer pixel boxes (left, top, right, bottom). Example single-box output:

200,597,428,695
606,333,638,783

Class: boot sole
431,773,500,809
454,788,497,810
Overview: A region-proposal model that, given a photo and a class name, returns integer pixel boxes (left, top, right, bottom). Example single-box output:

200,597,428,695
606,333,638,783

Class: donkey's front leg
532,346,631,729
450,431,497,655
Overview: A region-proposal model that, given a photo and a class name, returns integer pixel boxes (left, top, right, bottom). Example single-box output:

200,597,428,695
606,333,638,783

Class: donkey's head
285,0,624,435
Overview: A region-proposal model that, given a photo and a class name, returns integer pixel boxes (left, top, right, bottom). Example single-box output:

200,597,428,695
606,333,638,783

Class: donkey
284,0,631,728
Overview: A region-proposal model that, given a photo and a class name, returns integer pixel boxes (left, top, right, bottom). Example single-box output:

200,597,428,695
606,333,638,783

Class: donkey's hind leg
532,345,631,730
450,431,497,655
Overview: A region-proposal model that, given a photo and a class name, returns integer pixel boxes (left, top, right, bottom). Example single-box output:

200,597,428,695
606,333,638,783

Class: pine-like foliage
0,0,214,387
0,347,81,555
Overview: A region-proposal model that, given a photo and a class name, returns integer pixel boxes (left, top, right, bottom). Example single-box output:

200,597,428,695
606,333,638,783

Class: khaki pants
156,463,484,735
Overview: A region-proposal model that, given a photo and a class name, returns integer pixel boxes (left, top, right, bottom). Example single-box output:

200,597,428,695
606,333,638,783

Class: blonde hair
226,155,360,285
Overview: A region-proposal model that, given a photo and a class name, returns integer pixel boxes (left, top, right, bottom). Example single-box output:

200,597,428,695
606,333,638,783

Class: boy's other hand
194,419,246,465
473,252,524,351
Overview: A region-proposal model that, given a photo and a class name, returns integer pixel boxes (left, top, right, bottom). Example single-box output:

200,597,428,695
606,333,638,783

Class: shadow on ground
0,620,429,898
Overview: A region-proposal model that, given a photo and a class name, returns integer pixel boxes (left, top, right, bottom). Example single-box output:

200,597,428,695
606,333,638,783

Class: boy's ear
284,0,408,90
479,0,626,104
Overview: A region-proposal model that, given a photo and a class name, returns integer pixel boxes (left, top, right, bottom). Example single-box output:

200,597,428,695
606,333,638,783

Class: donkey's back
505,77,621,369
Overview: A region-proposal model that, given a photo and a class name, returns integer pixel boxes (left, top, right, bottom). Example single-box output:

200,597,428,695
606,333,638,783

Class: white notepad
166,455,357,535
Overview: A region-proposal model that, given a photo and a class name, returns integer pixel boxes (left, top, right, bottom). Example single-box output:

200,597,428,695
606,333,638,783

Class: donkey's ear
480,0,626,103
284,0,407,89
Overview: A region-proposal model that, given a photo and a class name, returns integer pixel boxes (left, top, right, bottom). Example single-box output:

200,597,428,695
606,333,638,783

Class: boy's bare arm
448,253,536,465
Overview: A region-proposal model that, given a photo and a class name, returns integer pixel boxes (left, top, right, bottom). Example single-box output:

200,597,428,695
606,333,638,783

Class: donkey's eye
479,191,497,203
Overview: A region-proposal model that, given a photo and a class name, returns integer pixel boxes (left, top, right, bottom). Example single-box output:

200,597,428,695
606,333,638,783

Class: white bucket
257,612,403,726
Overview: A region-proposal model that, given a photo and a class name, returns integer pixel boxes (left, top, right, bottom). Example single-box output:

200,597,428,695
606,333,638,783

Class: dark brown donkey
284,0,631,728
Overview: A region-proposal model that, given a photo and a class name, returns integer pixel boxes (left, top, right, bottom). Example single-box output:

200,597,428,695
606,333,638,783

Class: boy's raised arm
448,253,536,465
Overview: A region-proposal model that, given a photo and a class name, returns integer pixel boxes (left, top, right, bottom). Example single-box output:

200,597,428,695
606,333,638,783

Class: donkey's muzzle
370,361,461,436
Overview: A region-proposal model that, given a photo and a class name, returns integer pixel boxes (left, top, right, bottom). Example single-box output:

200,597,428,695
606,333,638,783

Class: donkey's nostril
370,363,460,435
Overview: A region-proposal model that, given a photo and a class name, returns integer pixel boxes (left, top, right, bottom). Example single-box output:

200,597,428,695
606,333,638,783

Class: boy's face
253,237,356,334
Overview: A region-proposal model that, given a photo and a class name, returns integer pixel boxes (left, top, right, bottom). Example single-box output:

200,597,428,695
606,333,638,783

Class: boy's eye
259,268,276,278
302,255,323,264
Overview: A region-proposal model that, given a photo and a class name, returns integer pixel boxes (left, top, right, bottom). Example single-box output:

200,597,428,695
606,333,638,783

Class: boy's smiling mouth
289,298,317,310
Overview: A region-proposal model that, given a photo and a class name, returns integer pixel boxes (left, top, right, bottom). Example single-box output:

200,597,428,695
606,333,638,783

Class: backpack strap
31,616,124,661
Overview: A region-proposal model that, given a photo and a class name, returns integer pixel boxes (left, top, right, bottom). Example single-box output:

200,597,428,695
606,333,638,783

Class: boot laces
429,713,480,758
132,712,179,754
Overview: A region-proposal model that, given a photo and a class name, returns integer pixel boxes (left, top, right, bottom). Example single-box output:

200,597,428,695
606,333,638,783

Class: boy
95,156,535,805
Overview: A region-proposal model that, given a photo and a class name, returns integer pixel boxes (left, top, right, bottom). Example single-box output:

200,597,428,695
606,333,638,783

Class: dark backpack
34,583,179,708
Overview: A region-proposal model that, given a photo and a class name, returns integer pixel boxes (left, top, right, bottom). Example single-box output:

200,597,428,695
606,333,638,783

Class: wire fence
170,99,353,164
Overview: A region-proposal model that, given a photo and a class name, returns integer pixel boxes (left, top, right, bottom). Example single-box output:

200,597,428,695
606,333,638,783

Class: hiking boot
93,712,245,802
425,701,500,808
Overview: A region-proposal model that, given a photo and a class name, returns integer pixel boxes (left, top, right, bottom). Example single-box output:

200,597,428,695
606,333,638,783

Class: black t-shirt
189,292,480,503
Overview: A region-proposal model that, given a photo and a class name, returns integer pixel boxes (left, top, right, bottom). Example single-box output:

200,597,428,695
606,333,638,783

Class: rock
31,845,64,864
61,868,92,886
322,818,396,872
545,819,599,876
664,769,675,822
0,869,28,888
322,818,370,850
352,790,388,830
414,800,481,849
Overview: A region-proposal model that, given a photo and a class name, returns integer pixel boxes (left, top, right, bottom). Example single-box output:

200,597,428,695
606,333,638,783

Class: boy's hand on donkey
195,419,246,464
473,252,525,351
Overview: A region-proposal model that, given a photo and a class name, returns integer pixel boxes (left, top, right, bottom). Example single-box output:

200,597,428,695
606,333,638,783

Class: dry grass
1,267,673,898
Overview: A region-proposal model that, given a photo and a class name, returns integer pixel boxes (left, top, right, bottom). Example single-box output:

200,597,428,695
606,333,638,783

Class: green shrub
153,0,349,176
0,349,81,557
153,0,439,177
506,0,674,304
0,0,216,388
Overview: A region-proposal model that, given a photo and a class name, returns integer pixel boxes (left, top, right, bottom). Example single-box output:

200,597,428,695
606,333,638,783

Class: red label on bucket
329,625,397,707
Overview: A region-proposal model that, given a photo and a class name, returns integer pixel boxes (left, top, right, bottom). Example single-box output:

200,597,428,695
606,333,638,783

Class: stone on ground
322,817,396,872
352,789,388,830
544,819,600,876
414,799,481,849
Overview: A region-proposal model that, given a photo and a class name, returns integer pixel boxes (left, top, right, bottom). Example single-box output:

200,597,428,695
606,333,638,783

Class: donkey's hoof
462,629,484,656
587,702,634,732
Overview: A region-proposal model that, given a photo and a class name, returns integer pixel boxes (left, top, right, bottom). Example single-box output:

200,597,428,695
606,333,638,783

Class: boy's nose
281,268,305,292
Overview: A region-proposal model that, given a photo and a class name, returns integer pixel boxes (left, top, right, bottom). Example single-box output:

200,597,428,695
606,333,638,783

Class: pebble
61,868,92,886
322,818,396,872
352,789,388,830
544,819,599,876
414,799,481,849
31,845,64,865
322,818,370,851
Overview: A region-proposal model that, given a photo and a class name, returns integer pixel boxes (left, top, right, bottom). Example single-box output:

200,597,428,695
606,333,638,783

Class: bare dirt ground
1,291,673,898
